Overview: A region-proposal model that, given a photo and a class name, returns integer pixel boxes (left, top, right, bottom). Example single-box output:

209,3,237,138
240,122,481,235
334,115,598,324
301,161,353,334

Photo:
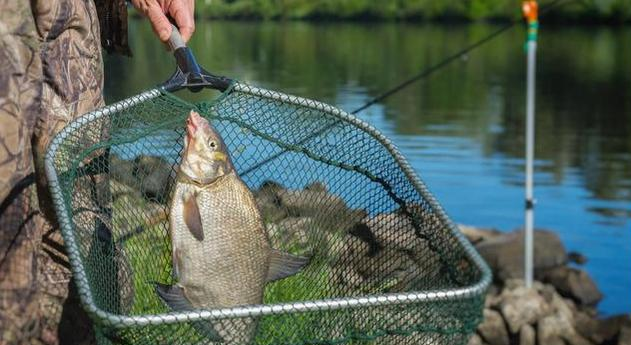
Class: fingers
168,0,195,43
146,3,172,42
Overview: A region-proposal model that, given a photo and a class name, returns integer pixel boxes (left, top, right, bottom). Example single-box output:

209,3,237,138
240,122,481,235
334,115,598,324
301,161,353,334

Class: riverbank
186,0,631,24
109,155,629,344
461,225,631,345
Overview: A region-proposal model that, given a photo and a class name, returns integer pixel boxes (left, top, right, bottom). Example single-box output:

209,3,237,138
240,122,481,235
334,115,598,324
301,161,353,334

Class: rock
538,266,602,306
267,217,314,255
458,225,501,244
565,334,593,345
477,309,509,345
574,311,599,341
591,315,630,345
475,230,566,282
110,155,139,188
364,213,423,252
619,324,631,345
499,285,550,333
123,155,174,203
548,288,575,326
568,251,588,265
467,333,483,345
519,324,535,345
110,155,176,203
255,181,288,223
538,312,574,345
277,183,366,233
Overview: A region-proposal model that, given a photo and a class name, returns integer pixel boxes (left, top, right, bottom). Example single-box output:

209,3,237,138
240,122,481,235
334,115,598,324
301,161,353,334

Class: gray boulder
478,309,509,345
134,155,174,203
499,284,550,333
458,225,501,245
591,315,631,345
267,217,314,255
538,266,602,306
110,154,174,203
537,312,574,345
476,230,567,282
254,181,288,223
519,324,535,345
574,311,599,341
110,154,139,188
619,324,631,345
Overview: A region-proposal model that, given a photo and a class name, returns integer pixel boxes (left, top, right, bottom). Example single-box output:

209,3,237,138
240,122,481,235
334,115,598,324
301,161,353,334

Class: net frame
44,82,492,339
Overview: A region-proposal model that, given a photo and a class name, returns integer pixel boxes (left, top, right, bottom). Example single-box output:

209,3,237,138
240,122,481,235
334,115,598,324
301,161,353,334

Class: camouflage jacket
95,0,131,55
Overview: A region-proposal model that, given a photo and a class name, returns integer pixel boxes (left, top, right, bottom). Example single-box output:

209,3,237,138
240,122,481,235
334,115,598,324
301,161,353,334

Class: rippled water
104,20,631,315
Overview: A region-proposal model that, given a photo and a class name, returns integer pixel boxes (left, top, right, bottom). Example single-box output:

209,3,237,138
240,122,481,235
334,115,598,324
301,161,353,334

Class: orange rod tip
522,0,539,22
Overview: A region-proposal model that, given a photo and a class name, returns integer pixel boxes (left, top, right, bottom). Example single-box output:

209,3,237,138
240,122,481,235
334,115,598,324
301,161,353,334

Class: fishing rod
240,0,575,177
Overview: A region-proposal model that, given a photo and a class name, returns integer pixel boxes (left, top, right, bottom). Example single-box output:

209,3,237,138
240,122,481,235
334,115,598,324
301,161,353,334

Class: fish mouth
186,116,199,136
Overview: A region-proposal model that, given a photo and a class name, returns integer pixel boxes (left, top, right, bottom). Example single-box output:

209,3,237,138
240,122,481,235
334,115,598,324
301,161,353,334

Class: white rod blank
525,40,537,288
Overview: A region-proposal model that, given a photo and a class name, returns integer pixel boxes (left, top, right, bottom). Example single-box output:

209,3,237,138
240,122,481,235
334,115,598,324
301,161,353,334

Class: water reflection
104,20,630,314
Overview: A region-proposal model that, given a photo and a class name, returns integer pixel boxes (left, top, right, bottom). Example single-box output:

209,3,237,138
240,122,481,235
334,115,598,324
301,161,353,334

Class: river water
104,20,631,315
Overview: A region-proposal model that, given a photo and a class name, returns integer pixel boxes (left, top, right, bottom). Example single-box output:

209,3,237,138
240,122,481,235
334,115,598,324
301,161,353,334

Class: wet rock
538,266,602,306
499,284,550,333
478,309,509,345
476,230,567,282
519,324,535,345
458,225,501,245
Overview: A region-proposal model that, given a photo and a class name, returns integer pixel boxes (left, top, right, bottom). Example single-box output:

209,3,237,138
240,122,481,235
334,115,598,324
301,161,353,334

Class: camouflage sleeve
0,0,107,344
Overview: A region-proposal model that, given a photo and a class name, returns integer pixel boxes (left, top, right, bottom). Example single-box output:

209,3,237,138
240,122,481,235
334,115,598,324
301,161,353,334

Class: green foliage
195,0,631,22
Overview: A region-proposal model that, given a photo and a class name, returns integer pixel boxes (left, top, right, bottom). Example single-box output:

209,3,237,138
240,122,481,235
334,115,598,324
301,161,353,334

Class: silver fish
156,110,309,343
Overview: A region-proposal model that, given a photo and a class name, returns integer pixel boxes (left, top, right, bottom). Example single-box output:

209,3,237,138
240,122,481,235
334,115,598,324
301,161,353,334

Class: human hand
131,0,195,43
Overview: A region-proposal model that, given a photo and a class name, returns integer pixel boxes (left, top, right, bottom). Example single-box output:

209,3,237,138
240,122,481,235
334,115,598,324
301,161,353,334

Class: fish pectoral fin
154,283,224,342
266,249,310,282
154,283,193,311
183,191,204,241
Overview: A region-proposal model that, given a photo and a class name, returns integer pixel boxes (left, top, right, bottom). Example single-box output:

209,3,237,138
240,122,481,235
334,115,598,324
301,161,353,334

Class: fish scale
170,172,270,309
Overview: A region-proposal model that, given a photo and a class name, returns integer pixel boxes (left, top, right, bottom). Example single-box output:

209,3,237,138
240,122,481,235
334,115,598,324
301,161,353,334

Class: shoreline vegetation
157,0,630,24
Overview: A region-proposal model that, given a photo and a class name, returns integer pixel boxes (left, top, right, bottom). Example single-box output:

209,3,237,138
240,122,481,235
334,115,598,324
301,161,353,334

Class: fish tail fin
153,283,224,342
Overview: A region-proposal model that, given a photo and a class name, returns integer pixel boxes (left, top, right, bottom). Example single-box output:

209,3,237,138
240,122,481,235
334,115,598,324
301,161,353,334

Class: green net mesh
45,83,490,345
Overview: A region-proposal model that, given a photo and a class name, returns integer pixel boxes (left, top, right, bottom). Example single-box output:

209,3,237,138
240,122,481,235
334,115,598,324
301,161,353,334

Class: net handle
160,25,232,92
168,24,186,51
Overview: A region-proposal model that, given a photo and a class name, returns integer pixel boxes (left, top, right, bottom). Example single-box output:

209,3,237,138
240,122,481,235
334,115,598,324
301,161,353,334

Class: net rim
44,83,492,329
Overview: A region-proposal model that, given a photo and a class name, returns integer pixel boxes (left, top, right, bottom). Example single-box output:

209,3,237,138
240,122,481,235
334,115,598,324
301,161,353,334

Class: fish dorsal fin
154,283,224,342
183,191,204,241
266,249,310,282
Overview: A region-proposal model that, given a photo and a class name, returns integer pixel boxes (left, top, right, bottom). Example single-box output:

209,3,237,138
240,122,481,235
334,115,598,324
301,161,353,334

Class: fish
156,110,309,343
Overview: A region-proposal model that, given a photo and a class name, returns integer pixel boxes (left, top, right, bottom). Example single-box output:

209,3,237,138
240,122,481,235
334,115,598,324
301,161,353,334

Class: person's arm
131,0,195,43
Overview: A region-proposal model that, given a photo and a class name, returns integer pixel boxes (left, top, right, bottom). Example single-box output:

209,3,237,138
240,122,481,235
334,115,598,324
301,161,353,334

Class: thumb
146,4,172,42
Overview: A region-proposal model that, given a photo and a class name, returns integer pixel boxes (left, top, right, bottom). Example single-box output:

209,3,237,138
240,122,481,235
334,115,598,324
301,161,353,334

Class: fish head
180,110,233,183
